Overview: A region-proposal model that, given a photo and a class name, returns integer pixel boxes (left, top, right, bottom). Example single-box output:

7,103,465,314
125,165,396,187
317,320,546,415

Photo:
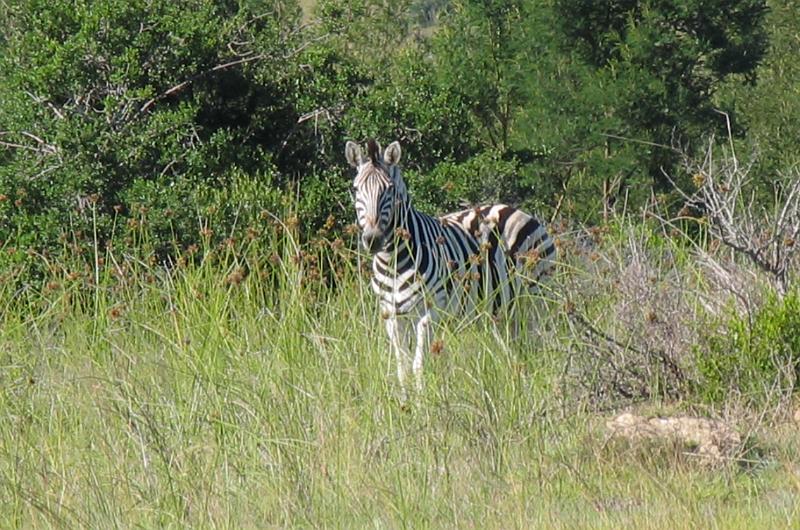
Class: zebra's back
439,204,555,313
441,204,555,274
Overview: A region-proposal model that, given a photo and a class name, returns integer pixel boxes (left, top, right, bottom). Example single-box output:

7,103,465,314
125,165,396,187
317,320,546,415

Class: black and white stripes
346,139,555,399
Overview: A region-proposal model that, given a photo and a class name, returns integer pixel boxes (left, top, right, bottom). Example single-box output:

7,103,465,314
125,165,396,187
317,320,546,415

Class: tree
432,0,530,153
0,0,344,261
314,0,414,67
516,0,769,222
716,0,800,186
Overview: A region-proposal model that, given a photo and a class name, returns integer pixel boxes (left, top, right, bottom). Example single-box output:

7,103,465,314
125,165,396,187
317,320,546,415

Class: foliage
716,0,800,186
410,0,450,26
698,290,800,405
405,151,524,214
314,0,414,67
0,0,796,266
433,0,529,152
340,45,479,171
0,0,359,266
516,0,768,222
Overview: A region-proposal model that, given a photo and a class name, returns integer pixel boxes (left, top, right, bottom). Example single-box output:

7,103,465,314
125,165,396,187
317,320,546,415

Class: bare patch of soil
606,412,742,465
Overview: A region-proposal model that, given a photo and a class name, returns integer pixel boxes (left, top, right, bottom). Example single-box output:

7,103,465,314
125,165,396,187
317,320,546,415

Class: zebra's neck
374,200,428,261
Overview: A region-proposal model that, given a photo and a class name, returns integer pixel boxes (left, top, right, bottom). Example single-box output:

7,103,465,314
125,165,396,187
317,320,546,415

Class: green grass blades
0,218,799,528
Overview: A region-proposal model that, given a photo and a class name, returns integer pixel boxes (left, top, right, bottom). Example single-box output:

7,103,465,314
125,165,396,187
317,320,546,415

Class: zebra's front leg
385,316,412,402
413,310,435,394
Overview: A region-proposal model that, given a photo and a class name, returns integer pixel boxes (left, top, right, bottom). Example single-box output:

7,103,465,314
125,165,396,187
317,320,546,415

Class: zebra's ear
345,141,363,167
384,141,402,166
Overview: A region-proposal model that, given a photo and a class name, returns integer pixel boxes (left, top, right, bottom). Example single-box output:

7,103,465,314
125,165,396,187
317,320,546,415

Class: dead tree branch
0,131,59,156
139,54,267,114
669,113,800,296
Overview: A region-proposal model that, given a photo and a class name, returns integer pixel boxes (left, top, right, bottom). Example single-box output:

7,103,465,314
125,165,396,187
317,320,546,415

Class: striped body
371,204,555,317
345,139,555,401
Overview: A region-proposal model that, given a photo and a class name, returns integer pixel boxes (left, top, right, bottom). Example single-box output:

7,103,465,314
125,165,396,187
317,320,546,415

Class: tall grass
0,209,798,528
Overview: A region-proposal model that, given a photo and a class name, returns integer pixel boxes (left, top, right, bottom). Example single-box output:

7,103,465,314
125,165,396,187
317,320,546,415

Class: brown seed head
226,267,246,286
344,223,360,236
285,215,300,230
395,227,411,241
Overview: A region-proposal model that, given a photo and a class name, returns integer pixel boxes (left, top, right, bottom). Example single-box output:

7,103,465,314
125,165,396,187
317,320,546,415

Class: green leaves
0,0,795,273
698,290,800,404
433,0,529,152
512,0,769,222
0,0,321,267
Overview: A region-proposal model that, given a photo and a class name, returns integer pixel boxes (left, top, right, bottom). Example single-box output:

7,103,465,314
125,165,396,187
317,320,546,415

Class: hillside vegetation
1,0,799,527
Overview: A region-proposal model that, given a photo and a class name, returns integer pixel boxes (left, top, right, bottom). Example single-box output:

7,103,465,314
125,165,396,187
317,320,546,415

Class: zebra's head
345,139,408,254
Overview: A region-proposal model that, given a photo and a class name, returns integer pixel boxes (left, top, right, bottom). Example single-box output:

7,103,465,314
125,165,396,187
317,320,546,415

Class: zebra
345,139,556,400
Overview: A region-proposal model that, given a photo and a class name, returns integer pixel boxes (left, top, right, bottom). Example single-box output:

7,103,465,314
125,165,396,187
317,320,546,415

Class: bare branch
0,131,59,155
138,54,267,114
669,129,800,296
600,132,679,153
138,21,330,116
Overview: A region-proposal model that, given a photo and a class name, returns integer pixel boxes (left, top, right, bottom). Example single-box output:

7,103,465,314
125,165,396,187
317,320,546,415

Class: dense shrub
517,0,769,222
698,291,800,405
1,0,797,284
404,151,524,215
0,0,359,269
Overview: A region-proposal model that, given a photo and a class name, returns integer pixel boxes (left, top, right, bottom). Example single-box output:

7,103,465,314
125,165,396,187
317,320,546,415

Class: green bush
405,151,524,215
0,0,348,271
698,290,800,404
516,0,768,222
1,0,794,280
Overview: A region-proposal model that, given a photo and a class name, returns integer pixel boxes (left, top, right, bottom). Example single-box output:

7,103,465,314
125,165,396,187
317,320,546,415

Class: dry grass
0,184,798,527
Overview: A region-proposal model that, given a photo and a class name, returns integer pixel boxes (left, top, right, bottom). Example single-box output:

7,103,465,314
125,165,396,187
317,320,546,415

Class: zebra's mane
367,139,380,164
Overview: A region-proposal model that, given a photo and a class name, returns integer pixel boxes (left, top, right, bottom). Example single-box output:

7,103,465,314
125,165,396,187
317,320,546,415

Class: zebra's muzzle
361,228,384,254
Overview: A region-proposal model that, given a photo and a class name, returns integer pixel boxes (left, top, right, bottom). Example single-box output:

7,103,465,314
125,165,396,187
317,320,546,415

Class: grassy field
1,217,799,528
